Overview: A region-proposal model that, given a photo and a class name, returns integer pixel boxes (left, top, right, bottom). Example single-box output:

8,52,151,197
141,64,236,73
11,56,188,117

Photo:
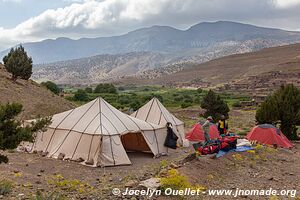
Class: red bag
198,144,219,155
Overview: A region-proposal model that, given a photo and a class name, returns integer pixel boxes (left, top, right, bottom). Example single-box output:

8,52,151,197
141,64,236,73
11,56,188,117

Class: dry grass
0,65,75,119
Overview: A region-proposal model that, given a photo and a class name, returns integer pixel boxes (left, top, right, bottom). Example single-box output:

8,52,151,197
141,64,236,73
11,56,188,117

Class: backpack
198,143,220,155
219,136,238,151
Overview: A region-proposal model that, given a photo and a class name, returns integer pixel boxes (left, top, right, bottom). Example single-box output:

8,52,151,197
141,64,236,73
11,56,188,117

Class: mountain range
1,21,300,85
2,21,300,64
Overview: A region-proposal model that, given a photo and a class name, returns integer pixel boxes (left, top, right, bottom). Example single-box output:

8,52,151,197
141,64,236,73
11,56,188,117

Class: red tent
185,122,220,142
246,124,293,148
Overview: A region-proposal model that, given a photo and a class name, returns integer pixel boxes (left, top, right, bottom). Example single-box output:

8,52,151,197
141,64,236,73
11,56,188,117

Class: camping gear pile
186,121,294,156
193,134,240,155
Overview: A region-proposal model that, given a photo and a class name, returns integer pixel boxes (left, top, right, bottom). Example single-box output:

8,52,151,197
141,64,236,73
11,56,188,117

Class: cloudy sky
0,0,300,51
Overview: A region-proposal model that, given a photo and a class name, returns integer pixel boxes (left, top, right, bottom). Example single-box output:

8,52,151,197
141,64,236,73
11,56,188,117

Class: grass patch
0,179,13,195
47,174,94,194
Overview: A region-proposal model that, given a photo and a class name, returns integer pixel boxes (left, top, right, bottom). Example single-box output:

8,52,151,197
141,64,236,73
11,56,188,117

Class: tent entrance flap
121,132,151,153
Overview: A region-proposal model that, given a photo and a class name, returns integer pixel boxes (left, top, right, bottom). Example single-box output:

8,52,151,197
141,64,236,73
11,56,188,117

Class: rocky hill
32,42,265,84
118,43,300,94
2,21,300,64
0,64,74,119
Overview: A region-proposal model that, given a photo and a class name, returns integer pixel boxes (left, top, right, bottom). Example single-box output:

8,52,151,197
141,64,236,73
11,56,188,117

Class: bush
256,84,300,140
0,179,13,195
94,83,117,94
174,96,183,102
200,90,230,121
73,89,88,101
129,100,142,111
160,169,191,190
0,103,51,163
85,87,93,93
184,98,193,103
118,86,125,91
2,45,32,80
41,81,61,95
197,88,203,93
181,103,192,109
232,101,242,108
117,95,130,105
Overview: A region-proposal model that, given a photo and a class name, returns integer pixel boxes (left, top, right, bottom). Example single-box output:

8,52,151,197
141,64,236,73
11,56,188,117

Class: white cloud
1,0,300,50
274,0,300,8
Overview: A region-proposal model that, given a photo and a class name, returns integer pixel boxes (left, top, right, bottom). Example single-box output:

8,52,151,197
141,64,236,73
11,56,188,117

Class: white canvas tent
131,98,185,145
25,98,168,167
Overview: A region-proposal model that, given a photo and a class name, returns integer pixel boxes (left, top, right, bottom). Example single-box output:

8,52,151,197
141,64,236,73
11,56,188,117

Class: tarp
246,124,293,148
185,122,220,142
24,98,168,167
216,146,254,158
132,98,185,145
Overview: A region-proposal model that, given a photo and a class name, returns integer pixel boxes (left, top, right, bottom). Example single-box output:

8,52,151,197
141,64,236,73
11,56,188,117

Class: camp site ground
0,97,299,200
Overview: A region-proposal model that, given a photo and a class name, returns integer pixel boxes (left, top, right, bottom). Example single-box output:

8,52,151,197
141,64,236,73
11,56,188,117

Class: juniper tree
200,90,230,121
0,103,51,163
256,84,300,140
2,45,33,81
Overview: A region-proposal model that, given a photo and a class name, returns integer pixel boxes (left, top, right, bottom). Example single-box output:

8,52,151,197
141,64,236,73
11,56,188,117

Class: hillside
119,43,300,93
0,64,74,119
32,52,179,84
32,44,259,84
1,21,300,64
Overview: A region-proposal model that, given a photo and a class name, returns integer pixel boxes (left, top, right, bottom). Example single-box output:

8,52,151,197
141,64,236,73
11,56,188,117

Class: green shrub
184,98,193,103
0,179,13,195
174,96,183,102
197,88,203,93
84,87,93,93
41,81,61,95
181,103,192,109
232,101,242,108
130,100,142,111
73,89,88,101
118,86,125,91
256,84,300,140
94,83,117,94
0,103,51,163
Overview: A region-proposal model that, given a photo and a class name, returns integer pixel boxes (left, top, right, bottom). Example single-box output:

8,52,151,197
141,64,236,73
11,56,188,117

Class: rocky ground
0,108,298,200
1,143,299,200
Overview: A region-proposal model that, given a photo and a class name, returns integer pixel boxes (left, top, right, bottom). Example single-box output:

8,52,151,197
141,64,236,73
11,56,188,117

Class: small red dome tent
185,122,220,142
246,124,293,148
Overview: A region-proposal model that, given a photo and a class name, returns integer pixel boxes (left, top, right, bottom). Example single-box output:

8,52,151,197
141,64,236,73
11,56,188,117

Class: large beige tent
131,98,185,145
26,98,168,167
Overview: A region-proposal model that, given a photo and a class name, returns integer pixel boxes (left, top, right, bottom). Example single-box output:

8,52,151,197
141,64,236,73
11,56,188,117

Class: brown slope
0,64,75,120
118,43,300,87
